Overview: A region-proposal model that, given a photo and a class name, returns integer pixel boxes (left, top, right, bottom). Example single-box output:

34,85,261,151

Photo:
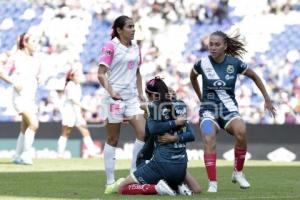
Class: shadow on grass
0,166,300,199
0,161,14,165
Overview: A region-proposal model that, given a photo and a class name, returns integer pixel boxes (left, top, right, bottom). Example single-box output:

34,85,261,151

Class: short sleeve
98,41,115,68
193,60,202,75
236,59,248,74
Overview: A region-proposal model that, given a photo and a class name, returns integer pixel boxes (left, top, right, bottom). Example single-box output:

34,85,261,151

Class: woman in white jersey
57,69,99,158
97,15,145,194
0,33,40,165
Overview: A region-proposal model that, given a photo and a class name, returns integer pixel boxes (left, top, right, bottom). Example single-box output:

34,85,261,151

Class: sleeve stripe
241,66,248,74
192,67,199,75
98,62,109,68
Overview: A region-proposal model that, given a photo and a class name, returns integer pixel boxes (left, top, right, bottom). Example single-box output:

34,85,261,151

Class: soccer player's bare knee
106,136,119,146
135,129,145,141
29,121,39,132
234,129,247,144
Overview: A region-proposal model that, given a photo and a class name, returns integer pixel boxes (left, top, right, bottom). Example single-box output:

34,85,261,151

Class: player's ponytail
111,15,131,40
211,31,247,58
146,77,174,120
145,77,170,103
65,69,75,88
17,33,28,50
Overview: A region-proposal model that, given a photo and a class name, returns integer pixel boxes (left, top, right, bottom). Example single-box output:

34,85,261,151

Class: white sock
21,128,35,160
57,136,68,156
14,132,24,159
104,143,116,185
130,139,145,173
83,135,96,155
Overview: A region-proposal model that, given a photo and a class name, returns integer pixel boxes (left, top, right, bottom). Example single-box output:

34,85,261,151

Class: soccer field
0,159,300,200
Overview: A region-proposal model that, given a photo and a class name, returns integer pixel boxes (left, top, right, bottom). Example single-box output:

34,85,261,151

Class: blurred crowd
0,0,300,124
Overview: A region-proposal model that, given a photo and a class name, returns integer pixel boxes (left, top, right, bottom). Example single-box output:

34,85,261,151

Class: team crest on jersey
226,65,234,74
105,49,113,56
127,60,134,69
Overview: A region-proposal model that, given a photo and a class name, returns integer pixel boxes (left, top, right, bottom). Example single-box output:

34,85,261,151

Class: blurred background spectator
0,0,299,124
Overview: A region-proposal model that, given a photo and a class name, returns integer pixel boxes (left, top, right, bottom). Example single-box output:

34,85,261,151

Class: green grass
0,159,300,200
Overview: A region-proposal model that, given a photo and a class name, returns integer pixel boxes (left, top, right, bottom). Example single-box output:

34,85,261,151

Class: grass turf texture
0,159,300,200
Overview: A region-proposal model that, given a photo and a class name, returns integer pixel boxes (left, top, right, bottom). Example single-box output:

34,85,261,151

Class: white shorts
13,95,37,114
61,105,86,127
104,96,144,123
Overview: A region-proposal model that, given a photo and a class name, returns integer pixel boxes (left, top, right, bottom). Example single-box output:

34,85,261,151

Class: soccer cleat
19,151,33,165
104,178,125,194
178,183,193,196
207,181,217,193
104,183,116,194
115,177,125,191
19,158,33,165
155,180,176,196
232,171,250,189
12,158,22,164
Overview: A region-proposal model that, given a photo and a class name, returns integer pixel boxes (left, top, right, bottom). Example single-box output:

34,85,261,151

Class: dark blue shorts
132,160,187,186
199,108,240,130
136,159,148,169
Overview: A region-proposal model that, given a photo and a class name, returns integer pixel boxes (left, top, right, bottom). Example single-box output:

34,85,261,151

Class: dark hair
65,69,75,87
111,15,131,40
18,33,28,50
146,77,174,120
211,31,247,58
145,77,170,103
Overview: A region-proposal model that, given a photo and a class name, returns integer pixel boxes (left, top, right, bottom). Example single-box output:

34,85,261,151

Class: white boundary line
207,196,300,200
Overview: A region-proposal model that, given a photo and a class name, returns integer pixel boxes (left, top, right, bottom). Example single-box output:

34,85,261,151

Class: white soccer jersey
8,50,40,101
61,81,86,126
98,37,142,100
64,81,82,112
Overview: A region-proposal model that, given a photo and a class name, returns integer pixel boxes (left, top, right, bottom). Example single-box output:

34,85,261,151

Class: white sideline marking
209,196,300,200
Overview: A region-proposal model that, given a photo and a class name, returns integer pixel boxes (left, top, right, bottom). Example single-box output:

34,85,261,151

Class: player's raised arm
243,68,276,117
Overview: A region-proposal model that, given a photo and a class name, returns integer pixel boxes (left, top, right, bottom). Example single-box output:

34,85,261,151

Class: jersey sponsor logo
226,65,234,74
213,80,226,87
225,74,235,80
209,80,231,90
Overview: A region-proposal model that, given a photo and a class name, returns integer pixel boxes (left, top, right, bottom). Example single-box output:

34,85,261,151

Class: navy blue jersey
193,55,248,112
137,100,195,165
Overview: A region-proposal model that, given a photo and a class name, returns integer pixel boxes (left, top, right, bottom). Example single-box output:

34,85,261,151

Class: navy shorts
136,159,148,169
132,160,187,186
199,108,241,130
